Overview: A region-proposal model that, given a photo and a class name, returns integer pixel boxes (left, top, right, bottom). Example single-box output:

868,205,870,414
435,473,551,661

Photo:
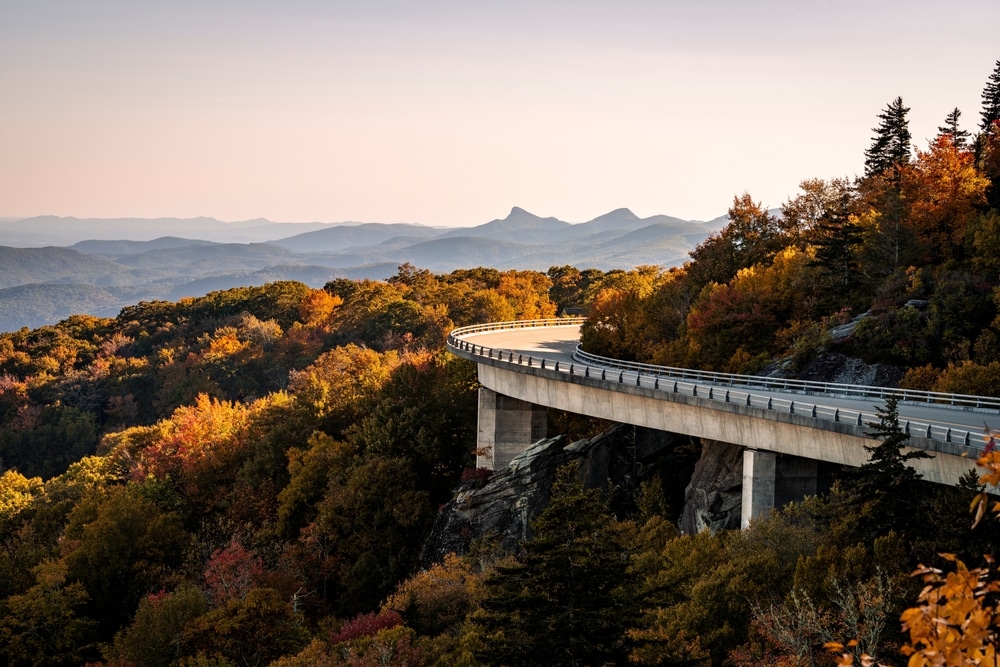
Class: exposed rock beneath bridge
678,439,744,534
420,424,684,567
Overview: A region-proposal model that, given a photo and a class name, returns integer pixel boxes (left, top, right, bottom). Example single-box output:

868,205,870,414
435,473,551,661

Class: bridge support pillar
741,449,776,529
476,388,547,470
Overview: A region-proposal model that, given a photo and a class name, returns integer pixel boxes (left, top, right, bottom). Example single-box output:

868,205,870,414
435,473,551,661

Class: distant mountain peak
505,206,545,220
604,207,638,219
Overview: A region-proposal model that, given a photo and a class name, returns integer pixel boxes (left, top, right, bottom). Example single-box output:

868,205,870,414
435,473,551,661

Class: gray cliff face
795,351,904,387
420,425,681,567
677,440,744,535
761,350,904,387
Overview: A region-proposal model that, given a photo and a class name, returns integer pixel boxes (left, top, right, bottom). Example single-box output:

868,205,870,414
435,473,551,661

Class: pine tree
469,464,633,666
980,59,1000,134
937,107,971,148
840,396,932,545
864,97,912,177
808,208,865,306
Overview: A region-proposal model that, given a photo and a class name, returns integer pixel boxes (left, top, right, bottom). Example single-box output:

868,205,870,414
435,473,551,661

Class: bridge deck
460,325,1000,441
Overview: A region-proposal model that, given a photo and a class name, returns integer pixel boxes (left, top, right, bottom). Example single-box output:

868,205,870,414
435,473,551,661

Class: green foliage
469,464,633,666
106,585,209,667
980,59,1000,134
834,397,932,545
0,404,98,480
180,587,310,666
348,351,477,504
61,485,191,636
864,96,912,177
313,455,434,614
938,107,971,148
0,559,97,667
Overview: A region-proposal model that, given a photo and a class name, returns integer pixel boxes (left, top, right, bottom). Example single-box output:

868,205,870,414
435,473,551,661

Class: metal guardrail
447,319,994,453
571,347,1000,411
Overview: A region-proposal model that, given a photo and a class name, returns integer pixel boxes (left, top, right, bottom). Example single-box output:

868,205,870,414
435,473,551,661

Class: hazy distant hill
0,206,729,331
0,246,134,289
0,216,339,246
0,283,123,331
270,223,441,253
72,237,220,256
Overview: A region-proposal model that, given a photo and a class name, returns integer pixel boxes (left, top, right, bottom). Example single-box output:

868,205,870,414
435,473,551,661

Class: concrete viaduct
447,319,1000,528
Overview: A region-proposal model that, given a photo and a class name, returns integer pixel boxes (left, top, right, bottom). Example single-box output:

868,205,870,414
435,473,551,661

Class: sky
1,1,998,228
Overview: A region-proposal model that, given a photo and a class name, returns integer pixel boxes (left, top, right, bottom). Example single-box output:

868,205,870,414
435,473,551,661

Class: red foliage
145,588,169,604
203,538,264,605
329,610,404,645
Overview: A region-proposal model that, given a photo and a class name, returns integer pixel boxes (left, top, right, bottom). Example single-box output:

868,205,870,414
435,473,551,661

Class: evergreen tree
980,59,1000,134
469,464,633,666
808,207,865,308
836,396,933,552
937,107,971,148
864,97,912,177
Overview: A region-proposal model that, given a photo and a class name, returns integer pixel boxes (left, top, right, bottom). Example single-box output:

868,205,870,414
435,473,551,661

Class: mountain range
0,207,728,332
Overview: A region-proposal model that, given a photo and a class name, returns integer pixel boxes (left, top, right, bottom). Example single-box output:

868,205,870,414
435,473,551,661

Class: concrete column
476,387,547,470
741,448,776,529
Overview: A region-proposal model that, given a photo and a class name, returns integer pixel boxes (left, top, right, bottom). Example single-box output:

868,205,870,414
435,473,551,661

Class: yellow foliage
0,470,43,527
298,289,343,326
201,330,250,361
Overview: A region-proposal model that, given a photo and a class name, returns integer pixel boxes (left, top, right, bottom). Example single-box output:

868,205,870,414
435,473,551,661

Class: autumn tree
864,96,912,177
687,193,784,291
685,248,814,371
579,267,663,361
780,177,854,248
900,134,989,263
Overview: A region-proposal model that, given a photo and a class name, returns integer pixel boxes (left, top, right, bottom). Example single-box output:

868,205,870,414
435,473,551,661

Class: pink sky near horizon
1,0,998,228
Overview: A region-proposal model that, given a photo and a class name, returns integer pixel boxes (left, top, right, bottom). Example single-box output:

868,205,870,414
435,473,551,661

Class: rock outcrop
420,424,680,567
677,439,744,535
795,351,903,387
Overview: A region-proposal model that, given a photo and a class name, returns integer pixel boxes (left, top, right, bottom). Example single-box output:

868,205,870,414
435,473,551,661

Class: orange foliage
299,289,343,326
133,393,251,493
901,135,989,262
201,330,251,361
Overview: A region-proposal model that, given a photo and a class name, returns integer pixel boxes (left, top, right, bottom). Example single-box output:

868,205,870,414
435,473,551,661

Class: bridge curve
447,319,998,514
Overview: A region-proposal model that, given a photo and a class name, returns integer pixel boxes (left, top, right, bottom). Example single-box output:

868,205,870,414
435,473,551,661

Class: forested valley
2,62,1000,666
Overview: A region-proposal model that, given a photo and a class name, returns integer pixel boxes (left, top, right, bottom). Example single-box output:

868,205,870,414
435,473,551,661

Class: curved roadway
461,324,999,442
448,321,1000,485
